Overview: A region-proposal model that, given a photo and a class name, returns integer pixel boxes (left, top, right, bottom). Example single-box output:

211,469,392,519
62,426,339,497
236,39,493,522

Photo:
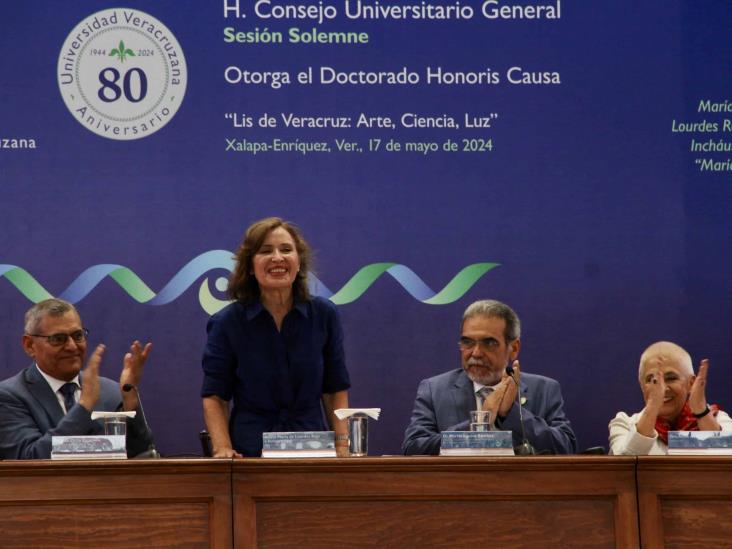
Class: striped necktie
476,386,492,409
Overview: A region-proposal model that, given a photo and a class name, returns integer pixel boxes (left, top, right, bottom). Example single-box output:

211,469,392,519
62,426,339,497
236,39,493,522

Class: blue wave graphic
1,251,499,313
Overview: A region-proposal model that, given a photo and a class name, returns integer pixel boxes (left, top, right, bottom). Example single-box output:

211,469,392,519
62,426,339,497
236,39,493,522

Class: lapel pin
520,396,527,405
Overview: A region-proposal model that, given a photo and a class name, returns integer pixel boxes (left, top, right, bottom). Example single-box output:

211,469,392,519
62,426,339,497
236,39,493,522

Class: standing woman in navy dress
201,217,351,457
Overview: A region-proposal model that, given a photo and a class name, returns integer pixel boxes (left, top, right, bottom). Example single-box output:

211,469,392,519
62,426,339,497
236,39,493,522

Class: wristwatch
692,404,711,419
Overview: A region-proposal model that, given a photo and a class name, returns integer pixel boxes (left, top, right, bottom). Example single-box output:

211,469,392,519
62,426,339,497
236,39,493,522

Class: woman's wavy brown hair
228,217,313,303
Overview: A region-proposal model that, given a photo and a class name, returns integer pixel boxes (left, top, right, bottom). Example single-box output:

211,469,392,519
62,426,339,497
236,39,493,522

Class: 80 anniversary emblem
58,8,187,140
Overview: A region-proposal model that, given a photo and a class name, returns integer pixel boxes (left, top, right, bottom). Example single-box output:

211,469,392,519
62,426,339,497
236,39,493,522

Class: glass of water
470,410,492,432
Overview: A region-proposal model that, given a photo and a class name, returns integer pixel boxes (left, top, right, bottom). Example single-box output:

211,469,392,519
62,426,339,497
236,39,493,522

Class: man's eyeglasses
458,337,501,351
27,328,89,347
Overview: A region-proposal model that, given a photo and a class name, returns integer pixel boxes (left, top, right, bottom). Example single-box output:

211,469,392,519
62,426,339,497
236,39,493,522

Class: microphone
505,362,536,456
123,383,160,458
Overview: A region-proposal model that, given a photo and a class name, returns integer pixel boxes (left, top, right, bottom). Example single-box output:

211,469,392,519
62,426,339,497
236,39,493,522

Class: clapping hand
482,360,521,420
689,359,710,415
120,340,152,411
79,344,106,411
642,368,666,415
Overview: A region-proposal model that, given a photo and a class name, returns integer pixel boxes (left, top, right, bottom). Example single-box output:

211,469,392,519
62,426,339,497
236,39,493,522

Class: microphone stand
123,384,160,459
506,363,536,456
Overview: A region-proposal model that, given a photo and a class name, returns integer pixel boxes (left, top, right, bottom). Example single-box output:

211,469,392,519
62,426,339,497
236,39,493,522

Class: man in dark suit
0,298,154,459
402,300,576,455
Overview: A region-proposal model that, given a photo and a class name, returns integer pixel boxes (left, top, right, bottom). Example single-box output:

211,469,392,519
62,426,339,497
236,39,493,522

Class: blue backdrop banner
1,1,731,455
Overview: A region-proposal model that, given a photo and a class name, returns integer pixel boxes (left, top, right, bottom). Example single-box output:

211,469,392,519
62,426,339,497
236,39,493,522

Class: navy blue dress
201,297,351,456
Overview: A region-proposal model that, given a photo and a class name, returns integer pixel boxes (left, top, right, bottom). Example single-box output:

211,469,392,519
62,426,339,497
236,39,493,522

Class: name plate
440,431,515,456
668,430,732,455
51,435,127,460
262,431,336,458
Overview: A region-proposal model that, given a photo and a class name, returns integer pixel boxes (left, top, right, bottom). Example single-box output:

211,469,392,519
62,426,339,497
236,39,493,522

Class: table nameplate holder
440,430,515,456
51,435,127,460
262,431,336,458
668,430,732,455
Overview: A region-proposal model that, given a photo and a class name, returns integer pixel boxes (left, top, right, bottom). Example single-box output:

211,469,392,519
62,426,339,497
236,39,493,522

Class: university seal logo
57,8,187,140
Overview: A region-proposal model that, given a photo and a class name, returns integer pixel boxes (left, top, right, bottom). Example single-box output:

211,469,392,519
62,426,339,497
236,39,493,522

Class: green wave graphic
3,268,53,302
329,263,397,305
109,268,156,302
423,263,500,305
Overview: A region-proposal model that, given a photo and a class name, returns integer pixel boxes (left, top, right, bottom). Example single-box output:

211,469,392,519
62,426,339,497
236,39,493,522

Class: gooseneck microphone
123,384,160,459
505,363,536,456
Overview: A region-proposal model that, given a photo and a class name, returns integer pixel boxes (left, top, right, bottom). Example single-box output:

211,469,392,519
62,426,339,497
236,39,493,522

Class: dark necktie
59,383,77,413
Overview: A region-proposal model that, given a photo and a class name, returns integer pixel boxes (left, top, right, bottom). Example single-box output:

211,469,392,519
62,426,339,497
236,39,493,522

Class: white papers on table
334,408,381,420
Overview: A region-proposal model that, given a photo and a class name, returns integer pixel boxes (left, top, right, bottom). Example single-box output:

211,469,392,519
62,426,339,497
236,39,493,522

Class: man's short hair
638,341,693,380
24,298,78,334
462,299,521,342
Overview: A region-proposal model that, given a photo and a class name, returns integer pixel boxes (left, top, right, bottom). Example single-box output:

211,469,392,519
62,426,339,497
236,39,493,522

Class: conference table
0,455,729,548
